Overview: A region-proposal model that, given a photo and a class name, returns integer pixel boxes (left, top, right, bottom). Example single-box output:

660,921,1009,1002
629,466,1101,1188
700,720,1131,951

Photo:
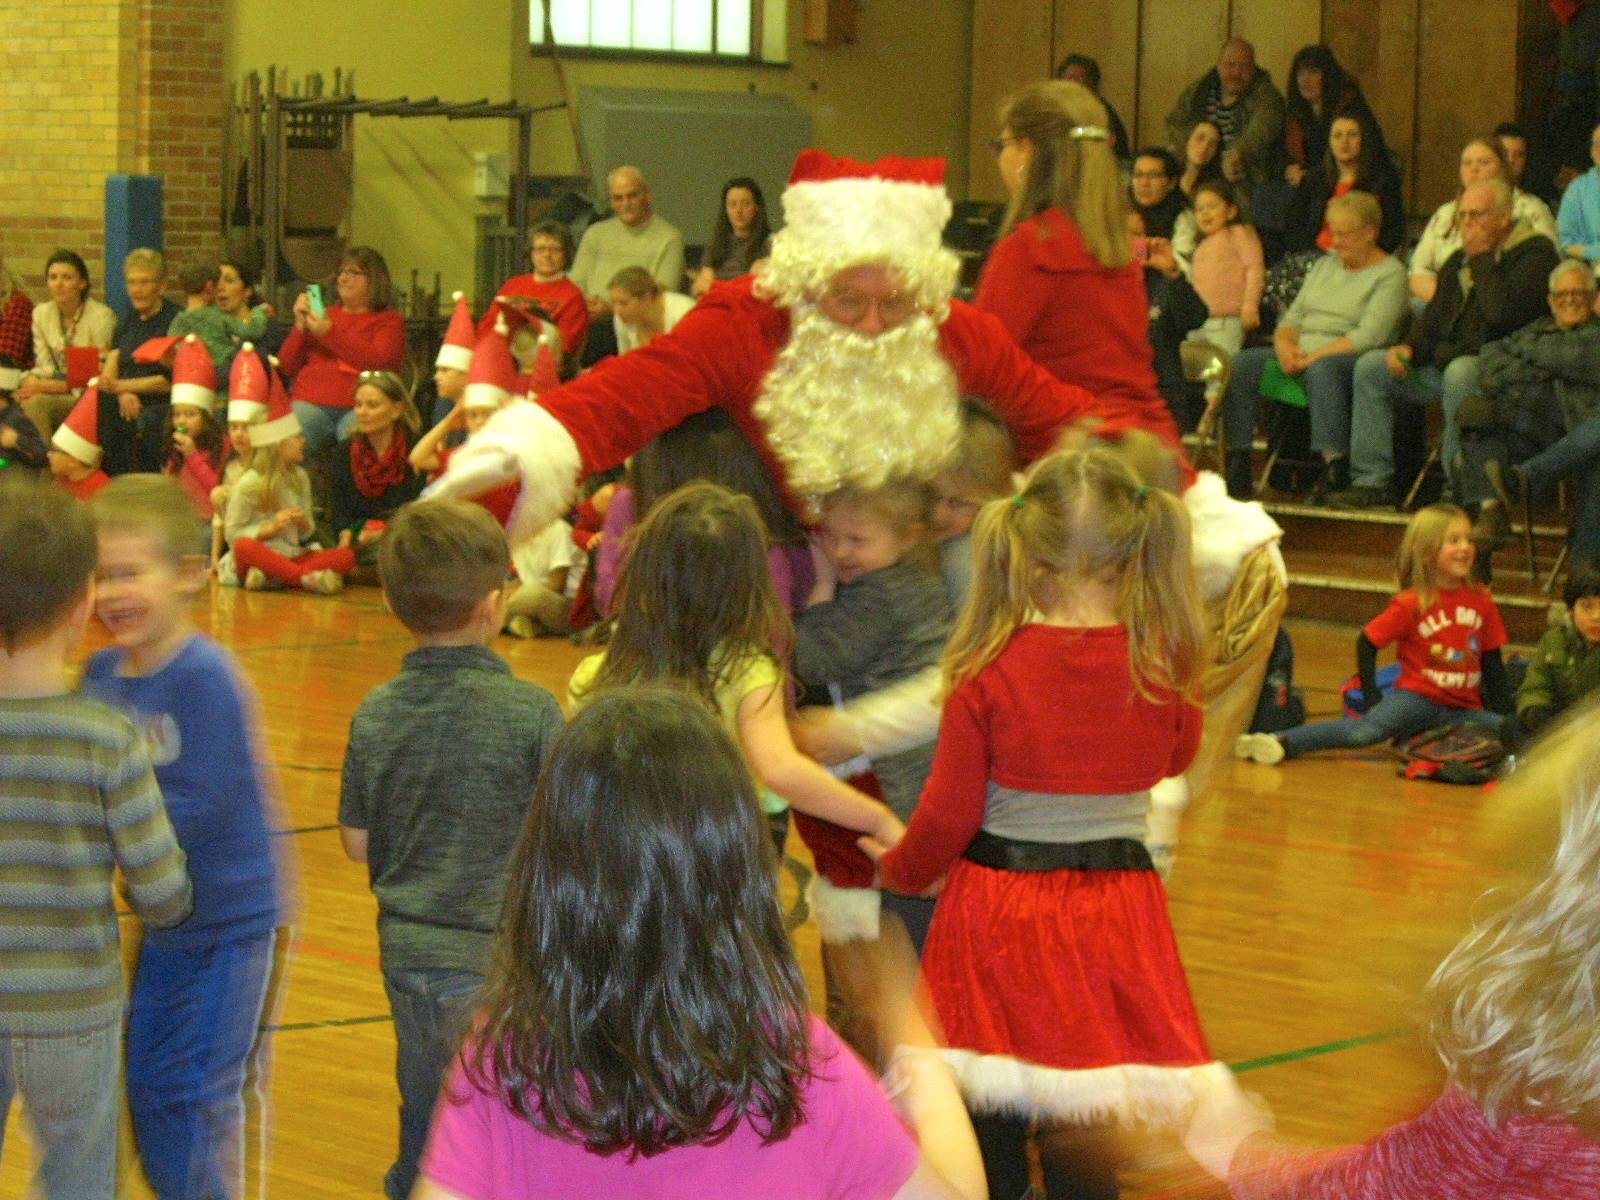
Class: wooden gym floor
0,583,1563,1198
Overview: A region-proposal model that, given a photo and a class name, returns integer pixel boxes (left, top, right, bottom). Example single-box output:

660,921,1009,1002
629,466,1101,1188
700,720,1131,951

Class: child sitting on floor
163,394,227,520
0,383,46,472
1512,559,1600,745
1235,503,1510,764
48,381,111,500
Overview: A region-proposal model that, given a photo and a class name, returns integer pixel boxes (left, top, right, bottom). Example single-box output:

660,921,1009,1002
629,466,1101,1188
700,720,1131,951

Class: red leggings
232,538,356,587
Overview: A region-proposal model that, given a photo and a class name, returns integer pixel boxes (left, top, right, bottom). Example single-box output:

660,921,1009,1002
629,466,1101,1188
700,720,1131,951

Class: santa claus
427,149,1178,541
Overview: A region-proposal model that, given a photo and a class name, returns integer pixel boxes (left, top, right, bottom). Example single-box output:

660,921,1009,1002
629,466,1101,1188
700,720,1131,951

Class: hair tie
1135,485,1150,505
1068,124,1111,142
1012,493,1024,510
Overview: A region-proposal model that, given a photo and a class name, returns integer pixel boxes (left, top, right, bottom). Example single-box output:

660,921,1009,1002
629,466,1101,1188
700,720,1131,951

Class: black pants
98,394,169,475
970,1111,1119,1200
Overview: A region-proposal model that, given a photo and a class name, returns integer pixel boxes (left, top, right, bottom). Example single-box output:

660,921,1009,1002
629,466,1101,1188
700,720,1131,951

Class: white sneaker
504,615,535,639
301,569,343,595
243,567,268,591
1233,733,1286,765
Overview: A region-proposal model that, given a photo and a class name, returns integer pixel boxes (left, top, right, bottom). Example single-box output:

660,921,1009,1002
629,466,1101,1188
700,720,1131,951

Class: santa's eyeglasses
818,285,917,326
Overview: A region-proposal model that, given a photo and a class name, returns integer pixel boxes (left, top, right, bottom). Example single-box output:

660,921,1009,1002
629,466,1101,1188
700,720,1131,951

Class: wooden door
1136,0,1229,148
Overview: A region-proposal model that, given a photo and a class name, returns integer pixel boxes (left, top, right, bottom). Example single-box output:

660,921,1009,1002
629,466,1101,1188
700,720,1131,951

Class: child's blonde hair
823,478,934,538
944,445,1204,699
1428,700,1600,1124
244,439,301,513
942,402,1016,502
1397,503,1473,609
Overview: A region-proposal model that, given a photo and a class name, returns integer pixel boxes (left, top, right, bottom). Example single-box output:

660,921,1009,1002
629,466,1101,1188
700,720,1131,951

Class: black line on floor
261,1013,392,1034
274,823,340,836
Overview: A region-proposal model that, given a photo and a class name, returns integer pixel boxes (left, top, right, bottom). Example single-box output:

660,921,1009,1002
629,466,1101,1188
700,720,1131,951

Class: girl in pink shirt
1185,179,1265,356
1186,711,1600,1198
414,688,985,1200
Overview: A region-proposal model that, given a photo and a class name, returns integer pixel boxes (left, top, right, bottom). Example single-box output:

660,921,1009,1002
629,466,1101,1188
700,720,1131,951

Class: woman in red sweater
1186,709,1600,1199
976,80,1179,458
279,246,406,455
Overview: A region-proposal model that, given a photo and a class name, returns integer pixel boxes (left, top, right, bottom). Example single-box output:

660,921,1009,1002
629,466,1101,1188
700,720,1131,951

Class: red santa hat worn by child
436,291,475,373
524,342,560,398
756,149,960,311
464,312,519,411
51,379,105,468
228,343,269,424
249,360,301,446
170,335,217,411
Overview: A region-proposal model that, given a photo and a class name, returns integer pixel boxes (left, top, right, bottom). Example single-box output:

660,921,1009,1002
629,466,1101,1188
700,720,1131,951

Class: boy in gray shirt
339,500,563,1200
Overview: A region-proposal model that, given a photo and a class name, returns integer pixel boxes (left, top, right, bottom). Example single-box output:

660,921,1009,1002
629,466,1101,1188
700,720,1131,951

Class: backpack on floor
1249,628,1306,733
1339,663,1402,718
1395,723,1507,785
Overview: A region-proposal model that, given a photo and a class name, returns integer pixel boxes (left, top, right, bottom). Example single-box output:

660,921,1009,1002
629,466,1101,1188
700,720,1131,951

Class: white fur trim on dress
424,399,581,548
171,382,216,410
51,423,101,468
939,1051,1231,1128
1184,471,1285,603
806,874,881,944
436,343,473,373
1144,775,1191,883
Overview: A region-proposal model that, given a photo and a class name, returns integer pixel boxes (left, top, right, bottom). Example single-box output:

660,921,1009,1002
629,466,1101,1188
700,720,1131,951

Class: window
532,0,762,60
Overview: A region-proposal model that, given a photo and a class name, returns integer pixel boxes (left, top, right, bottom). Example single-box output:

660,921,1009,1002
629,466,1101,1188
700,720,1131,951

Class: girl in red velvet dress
871,445,1226,1200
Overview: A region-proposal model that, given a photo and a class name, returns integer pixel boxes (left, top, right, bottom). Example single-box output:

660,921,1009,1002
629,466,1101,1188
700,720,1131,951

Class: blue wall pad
105,175,164,319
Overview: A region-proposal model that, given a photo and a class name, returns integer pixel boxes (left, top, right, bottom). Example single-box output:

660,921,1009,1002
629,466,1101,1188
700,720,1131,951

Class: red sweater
877,625,1201,894
484,274,590,357
59,469,110,500
974,208,1173,446
1230,1087,1600,1199
278,306,407,410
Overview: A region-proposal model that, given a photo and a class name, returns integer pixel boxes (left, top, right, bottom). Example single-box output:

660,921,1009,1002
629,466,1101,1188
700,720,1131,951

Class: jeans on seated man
1458,259,1600,562
1330,177,1560,509
1217,190,1410,499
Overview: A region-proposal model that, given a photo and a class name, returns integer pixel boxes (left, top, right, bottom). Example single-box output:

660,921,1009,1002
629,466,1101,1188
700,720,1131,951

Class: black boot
1225,449,1254,500
1309,456,1350,506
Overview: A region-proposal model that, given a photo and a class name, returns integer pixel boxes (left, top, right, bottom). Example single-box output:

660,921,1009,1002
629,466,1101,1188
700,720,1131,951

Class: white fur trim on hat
171,381,216,410
939,1052,1231,1128
436,343,473,373
806,874,881,944
51,423,101,468
250,409,302,446
423,399,581,548
228,399,268,423
462,381,509,411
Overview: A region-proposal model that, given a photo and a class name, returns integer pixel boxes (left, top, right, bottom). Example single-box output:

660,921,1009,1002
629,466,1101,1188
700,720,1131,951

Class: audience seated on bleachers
1556,121,1600,265
1166,38,1285,210
607,267,694,355
487,220,590,361
1282,105,1406,256
691,177,773,298
568,166,684,366
20,249,115,441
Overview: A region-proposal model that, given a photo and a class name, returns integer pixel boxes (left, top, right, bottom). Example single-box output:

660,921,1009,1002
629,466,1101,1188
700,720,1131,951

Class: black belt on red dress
962,830,1153,873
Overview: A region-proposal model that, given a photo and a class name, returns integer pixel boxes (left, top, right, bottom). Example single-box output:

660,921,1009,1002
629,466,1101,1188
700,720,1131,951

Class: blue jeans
1350,352,1479,490
1280,687,1502,758
127,931,278,1200
292,402,358,456
382,966,483,1200
1222,346,1360,457
1523,416,1600,562
0,1023,121,1199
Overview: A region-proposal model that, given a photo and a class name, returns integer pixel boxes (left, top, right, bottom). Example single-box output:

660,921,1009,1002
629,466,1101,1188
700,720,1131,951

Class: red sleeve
537,286,770,474
1478,592,1508,653
972,229,1051,350
938,300,1100,464
277,326,309,375
317,309,407,372
552,285,591,356
1168,701,1204,778
1362,593,1415,650
877,683,990,894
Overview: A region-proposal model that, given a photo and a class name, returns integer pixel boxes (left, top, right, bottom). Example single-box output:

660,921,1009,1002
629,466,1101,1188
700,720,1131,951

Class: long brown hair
575,483,790,707
943,446,1204,699
464,688,812,1154
996,79,1130,269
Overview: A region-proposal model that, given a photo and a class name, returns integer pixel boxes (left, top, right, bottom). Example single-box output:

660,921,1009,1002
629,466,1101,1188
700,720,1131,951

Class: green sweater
0,694,192,1034
1517,623,1600,731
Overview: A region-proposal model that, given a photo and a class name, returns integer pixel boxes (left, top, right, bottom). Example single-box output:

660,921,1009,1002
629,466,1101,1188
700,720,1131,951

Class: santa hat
525,343,560,397
758,149,960,308
249,360,301,446
463,312,519,410
436,291,475,373
228,344,269,424
170,335,217,411
51,379,105,468
132,335,180,365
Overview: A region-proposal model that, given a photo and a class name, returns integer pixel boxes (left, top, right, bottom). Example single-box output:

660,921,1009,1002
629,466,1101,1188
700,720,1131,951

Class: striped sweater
0,693,192,1034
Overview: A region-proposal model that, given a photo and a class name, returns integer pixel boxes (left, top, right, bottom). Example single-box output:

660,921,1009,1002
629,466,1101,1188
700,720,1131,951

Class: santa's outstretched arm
426,293,754,544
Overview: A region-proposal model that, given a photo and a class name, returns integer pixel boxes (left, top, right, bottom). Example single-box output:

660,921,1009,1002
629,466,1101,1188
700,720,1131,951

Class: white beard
752,305,962,502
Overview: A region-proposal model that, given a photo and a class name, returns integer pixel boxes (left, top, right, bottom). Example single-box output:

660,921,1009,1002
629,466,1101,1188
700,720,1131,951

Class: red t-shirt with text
1363,586,1506,709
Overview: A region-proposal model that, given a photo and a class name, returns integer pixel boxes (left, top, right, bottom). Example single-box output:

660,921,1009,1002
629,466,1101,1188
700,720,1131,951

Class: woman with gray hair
1216,190,1410,499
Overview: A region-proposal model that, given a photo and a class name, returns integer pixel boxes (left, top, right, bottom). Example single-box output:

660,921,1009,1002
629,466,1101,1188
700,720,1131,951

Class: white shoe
301,569,343,595
504,615,535,639
243,567,268,591
1233,733,1285,765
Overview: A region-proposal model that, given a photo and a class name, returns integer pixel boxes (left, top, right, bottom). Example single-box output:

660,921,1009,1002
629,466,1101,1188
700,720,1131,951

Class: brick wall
0,0,222,299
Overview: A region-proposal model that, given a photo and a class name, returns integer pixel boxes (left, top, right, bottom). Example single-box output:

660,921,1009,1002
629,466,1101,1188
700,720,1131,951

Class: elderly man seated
1214,191,1409,500
1459,259,1600,567
1165,38,1285,204
1329,177,1560,510
569,165,685,362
